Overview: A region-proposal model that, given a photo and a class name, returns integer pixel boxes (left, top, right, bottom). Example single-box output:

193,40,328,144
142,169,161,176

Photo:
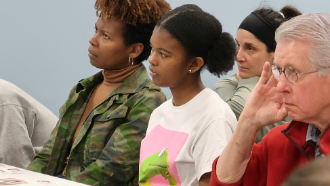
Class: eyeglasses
271,65,330,83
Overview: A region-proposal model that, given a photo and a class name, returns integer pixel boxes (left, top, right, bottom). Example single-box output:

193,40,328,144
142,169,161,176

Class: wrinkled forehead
274,40,311,69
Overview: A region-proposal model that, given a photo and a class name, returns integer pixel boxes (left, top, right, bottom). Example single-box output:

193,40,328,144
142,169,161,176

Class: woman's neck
102,64,141,85
170,75,205,106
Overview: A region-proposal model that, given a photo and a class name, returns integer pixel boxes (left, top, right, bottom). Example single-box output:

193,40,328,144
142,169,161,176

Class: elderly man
210,13,330,186
0,79,57,168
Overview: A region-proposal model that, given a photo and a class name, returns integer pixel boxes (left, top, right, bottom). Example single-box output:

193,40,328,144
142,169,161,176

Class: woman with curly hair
138,4,237,186
27,0,170,185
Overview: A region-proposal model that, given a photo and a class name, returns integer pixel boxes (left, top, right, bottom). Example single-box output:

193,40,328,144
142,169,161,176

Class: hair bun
206,32,236,77
280,5,302,20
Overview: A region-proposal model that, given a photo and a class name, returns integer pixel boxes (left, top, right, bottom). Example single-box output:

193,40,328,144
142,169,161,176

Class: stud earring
189,69,192,73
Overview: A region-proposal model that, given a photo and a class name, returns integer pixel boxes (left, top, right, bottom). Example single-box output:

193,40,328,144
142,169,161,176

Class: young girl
213,6,301,143
27,0,170,185
139,4,237,186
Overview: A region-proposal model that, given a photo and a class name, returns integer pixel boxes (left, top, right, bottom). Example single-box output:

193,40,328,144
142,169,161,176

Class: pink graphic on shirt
139,125,189,185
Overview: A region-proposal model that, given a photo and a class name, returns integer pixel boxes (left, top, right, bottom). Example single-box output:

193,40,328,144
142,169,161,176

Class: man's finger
258,62,270,85
278,103,288,120
267,75,277,87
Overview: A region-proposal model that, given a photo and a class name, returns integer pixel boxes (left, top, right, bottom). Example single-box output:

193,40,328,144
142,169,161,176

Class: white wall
0,0,329,116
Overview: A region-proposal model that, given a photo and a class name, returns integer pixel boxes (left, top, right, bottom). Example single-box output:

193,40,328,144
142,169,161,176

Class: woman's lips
88,50,97,58
238,66,248,71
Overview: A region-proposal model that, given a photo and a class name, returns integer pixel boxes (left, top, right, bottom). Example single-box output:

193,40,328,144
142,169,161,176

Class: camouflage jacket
28,65,166,186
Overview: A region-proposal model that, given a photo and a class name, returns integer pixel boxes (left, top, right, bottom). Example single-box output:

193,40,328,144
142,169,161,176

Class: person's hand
236,69,242,81
239,62,288,129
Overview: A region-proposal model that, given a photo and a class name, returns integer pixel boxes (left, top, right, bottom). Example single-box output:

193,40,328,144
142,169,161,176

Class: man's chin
287,111,301,122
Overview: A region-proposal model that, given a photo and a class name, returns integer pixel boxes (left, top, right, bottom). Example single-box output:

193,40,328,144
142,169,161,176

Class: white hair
275,13,330,76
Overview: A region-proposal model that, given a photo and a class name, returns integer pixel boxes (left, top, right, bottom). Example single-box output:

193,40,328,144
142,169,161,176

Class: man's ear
188,57,204,73
129,43,144,59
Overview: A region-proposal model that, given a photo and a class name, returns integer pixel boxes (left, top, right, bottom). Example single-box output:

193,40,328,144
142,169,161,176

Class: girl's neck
170,75,205,106
102,64,141,85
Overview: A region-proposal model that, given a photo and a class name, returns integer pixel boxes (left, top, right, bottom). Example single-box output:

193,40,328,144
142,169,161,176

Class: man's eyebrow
273,61,297,69
273,62,284,69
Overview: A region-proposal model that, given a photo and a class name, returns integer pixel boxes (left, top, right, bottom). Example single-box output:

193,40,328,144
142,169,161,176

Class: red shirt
210,121,330,186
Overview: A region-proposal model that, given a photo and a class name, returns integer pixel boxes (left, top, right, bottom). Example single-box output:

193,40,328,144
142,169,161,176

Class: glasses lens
271,65,280,80
284,67,297,83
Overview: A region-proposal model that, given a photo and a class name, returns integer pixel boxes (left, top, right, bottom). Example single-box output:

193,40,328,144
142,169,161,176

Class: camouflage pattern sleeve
74,89,166,186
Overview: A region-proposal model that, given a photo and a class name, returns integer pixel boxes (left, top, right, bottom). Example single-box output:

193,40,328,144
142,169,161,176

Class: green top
28,64,166,186
214,74,290,143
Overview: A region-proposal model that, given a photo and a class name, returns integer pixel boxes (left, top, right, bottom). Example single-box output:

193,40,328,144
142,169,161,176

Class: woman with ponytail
138,4,237,186
213,5,301,143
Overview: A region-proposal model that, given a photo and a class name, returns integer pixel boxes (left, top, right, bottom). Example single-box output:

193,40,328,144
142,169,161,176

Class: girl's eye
160,52,167,58
103,33,109,39
94,27,98,33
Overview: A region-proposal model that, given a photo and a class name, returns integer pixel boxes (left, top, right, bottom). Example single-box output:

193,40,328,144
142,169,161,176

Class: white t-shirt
139,88,237,186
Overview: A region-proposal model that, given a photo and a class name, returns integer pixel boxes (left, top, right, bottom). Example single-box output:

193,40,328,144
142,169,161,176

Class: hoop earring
128,57,134,66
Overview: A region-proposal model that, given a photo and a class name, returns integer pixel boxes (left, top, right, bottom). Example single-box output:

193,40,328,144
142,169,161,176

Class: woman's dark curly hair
254,5,302,52
94,0,171,64
156,4,236,77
